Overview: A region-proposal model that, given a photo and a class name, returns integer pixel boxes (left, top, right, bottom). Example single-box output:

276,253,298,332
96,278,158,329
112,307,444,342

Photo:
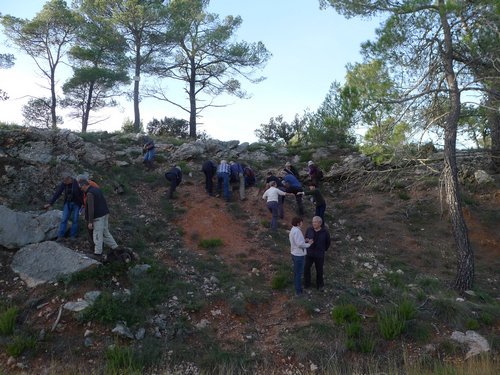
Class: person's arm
293,230,311,249
45,183,64,208
86,192,95,228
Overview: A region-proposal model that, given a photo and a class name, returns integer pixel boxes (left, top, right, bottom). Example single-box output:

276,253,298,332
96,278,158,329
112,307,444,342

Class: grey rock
474,170,493,184
11,242,100,287
0,205,62,249
450,330,490,359
84,291,102,304
84,337,94,347
128,264,151,278
135,328,146,340
64,300,90,312
112,322,134,339
170,142,205,161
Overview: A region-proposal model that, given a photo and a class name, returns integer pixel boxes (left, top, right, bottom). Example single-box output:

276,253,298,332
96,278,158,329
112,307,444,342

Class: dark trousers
203,170,215,194
304,255,325,289
165,174,178,198
316,204,326,227
287,186,304,216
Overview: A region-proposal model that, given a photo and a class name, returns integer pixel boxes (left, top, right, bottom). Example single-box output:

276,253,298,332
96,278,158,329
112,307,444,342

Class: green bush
271,270,288,290
199,237,223,248
0,305,19,335
370,280,384,297
481,313,493,325
359,334,376,353
105,343,142,375
331,304,361,325
397,295,417,320
5,334,36,358
378,309,406,340
345,321,362,338
466,318,480,330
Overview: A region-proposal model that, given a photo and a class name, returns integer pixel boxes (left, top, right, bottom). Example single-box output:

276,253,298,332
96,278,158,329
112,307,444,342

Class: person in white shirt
289,217,313,296
262,180,287,230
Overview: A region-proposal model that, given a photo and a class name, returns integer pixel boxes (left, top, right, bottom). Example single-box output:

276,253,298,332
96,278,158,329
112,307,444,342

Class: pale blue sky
0,0,381,142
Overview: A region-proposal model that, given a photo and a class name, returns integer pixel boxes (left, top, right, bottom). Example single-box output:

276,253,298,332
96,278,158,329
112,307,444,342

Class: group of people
262,161,326,231
44,172,120,262
202,159,256,201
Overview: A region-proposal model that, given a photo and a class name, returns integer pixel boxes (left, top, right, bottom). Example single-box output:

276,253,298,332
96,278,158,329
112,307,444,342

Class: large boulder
11,242,99,288
0,205,62,249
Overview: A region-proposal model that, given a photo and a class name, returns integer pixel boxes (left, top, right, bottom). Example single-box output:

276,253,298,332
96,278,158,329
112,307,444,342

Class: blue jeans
217,172,230,199
316,204,326,227
143,148,155,161
59,201,79,237
292,255,305,295
267,201,279,230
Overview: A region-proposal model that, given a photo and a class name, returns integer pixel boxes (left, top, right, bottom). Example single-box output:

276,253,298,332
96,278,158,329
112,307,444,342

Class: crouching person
77,176,119,262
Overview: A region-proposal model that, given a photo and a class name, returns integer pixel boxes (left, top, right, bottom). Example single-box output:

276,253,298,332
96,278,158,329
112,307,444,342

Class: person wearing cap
284,162,300,180
308,160,320,186
217,160,231,201
165,166,183,199
280,170,304,216
77,176,119,261
229,161,246,201
137,133,156,172
44,172,84,242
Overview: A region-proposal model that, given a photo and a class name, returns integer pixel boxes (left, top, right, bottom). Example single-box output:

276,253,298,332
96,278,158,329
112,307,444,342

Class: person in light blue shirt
217,160,231,201
280,170,304,216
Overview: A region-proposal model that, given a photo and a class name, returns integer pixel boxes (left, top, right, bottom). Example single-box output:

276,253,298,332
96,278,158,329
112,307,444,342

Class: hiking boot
87,253,106,262
56,236,64,242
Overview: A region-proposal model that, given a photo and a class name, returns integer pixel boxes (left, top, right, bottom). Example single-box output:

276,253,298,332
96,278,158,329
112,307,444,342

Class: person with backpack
44,172,84,242
280,170,305,216
165,166,182,199
308,161,322,186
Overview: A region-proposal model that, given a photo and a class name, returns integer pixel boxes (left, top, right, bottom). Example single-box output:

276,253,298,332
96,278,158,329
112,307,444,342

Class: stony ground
1,164,500,374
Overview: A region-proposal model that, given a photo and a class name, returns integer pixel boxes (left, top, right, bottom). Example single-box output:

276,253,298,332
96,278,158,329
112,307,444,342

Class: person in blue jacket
44,172,83,241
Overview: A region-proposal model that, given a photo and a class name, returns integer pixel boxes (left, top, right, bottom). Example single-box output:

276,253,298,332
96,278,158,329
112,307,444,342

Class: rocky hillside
0,126,499,374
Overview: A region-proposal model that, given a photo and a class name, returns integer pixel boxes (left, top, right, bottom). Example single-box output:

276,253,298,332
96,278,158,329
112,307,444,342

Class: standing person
44,172,83,242
202,160,217,196
284,162,300,180
217,160,231,201
266,171,286,218
229,161,246,201
289,217,312,297
77,174,99,252
280,170,304,216
262,181,287,230
308,161,320,186
298,182,327,227
304,216,331,292
137,133,156,172
165,166,182,199
77,176,119,261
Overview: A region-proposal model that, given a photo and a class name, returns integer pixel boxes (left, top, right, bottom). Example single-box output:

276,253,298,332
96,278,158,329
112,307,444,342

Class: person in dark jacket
308,160,320,186
202,160,217,196
77,176,119,261
280,170,305,216
284,162,300,180
298,182,326,227
165,166,182,199
44,172,84,242
304,216,331,291
230,161,246,201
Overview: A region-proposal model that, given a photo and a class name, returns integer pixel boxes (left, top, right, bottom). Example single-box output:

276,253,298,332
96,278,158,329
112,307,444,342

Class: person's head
280,170,287,177
291,217,303,227
267,171,273,177
285,162,291,167
221,160,227,164
309,182,317,190
61,172,73,184
175,165,181,170
269,180,277,188
308,160,314,166
76,176,90,190
136,133,144,140
312,216,322,230
229,161,234,165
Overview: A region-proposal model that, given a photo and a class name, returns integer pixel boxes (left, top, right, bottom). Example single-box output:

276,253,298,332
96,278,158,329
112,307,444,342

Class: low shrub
199,237,223,248
378,309,406,340
0,305,19,334
331,304,361,325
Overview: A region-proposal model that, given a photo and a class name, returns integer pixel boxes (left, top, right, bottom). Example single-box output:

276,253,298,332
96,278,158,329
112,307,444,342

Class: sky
0,0,382,143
